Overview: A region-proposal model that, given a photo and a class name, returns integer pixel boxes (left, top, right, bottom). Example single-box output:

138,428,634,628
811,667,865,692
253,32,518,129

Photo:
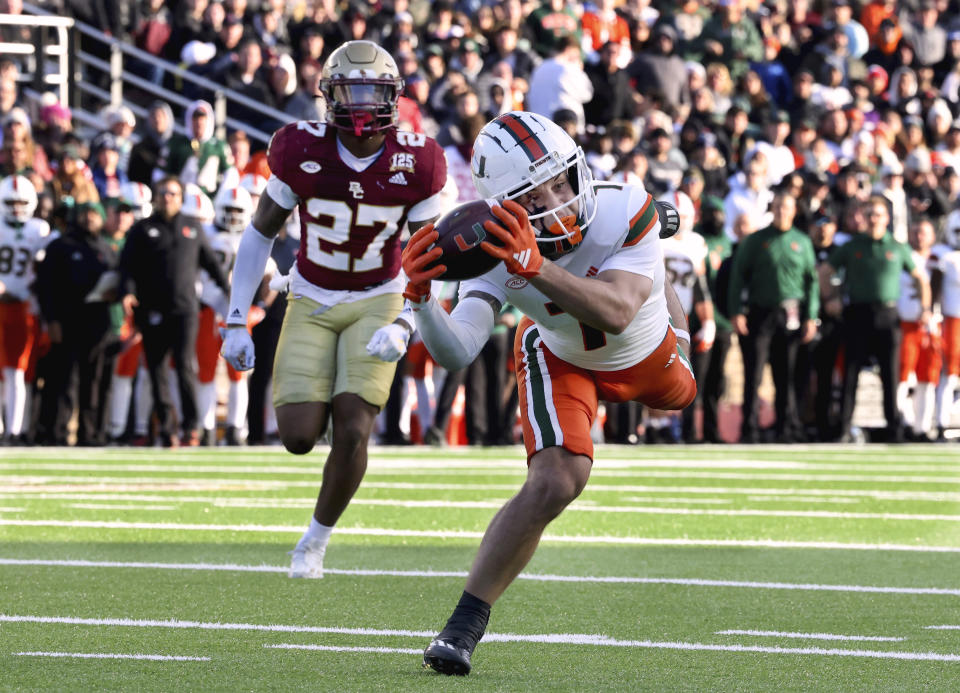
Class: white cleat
288,541,326,578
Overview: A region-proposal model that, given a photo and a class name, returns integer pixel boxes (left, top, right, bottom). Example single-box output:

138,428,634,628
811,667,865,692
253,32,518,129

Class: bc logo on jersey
349,182,364,199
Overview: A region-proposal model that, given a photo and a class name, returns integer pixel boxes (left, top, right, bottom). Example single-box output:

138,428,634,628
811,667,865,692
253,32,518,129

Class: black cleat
423,637,474,676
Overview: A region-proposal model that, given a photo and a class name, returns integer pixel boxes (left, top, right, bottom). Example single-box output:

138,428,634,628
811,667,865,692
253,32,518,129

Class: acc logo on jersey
506,277,527,289
390,152,415,173
299,161,322,174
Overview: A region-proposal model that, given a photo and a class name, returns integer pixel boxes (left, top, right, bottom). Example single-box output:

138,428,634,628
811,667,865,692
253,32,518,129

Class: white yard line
1,616,954,663
926,625,960,630
4,469,959,484
4,485,960,502
265,644,422,655
3,558,960,596
67,504,178,511
3,459,959,473
716,630,905,642
12,651,209,661
2,519,960,552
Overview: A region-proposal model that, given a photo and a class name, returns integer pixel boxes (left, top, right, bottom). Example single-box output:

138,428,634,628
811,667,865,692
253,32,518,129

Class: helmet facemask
1,175,38,226
220,206,250,233
501,153,597,261
320,41,403,137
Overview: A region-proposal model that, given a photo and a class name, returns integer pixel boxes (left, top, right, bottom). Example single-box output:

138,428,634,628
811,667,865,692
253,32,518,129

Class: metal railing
0,12,72,106
20,3,295,145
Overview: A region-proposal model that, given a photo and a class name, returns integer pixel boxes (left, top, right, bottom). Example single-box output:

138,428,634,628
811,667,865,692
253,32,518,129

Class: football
428,199,504,280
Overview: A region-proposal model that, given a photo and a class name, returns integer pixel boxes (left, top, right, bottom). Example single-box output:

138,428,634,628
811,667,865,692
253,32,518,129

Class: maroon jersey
267,121,447,291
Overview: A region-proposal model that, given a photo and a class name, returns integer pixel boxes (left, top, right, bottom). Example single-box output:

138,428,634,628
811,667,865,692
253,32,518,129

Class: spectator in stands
166,0,216,64
223,39,277,116
269,53,298,110
729,191,819,443
158,100,235,198
483,22,538,82
284,61,323,121
752,38,792,110
526,36,593,134
128,101,173,186
646,127,688,195
723,153,773,240
35,201,118,446
118,176,229,447
34,98,73,161
89,134,129,202
902,1,945,68
130,0,173,84
629,24,690,112
0,77,19,124
0,116,48,190
580,0,630,56
694,0,763,81
50,142,99,212
295,23,325,72
526,0,580,58
825,0,868,60
254,0,291,50
903,148,949,228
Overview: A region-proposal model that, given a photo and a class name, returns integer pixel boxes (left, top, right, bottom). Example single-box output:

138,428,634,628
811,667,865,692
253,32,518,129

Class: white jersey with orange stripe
939,248,960,319
661,231,708,317
0,217,52,302
460,182,668,371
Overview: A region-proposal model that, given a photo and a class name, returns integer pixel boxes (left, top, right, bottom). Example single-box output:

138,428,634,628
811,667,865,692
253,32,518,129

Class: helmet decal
493,114,548,161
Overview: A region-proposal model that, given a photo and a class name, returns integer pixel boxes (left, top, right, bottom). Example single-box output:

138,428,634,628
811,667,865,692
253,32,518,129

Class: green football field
2,444,960,691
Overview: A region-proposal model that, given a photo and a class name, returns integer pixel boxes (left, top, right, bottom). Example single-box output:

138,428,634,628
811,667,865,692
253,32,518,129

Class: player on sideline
382,111,696,675
220,40,451,577
0,175,50,444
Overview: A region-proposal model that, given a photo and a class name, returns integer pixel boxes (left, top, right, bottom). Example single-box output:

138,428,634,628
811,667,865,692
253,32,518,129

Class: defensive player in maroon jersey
222,40,451,578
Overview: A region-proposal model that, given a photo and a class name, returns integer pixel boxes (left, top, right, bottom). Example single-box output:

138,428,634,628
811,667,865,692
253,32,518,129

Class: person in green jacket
729,190,819,443
157,100,235,198
823,196,931,443
692,0,764,81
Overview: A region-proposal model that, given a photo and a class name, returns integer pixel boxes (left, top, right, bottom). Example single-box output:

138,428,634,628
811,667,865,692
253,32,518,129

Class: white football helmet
320,40,403,136
239,172,267,199
214,185,253,233
471,111,597,259
659,190,695,236
181,183,215,223
0,174,38,225
119,181,152,220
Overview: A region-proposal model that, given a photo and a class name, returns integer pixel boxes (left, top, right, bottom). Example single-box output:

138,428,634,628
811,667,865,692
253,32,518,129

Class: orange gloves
401,223,446,304
480,200,544,279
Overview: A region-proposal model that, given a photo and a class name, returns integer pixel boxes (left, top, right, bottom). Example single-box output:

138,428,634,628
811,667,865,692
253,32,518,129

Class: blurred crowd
1,0,960,445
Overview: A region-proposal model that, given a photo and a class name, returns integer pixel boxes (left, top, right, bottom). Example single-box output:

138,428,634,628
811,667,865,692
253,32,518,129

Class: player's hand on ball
401,223,446,305
366,323,411,362
481,199,543,279
220,326,256,371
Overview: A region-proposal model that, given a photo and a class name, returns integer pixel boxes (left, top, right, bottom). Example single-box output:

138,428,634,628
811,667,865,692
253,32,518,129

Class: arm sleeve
226,224,276,326
413,294,496,371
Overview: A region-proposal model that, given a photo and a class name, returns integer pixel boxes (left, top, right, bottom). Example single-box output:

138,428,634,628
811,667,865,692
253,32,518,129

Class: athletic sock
297,517,333,550
438,591,491,648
